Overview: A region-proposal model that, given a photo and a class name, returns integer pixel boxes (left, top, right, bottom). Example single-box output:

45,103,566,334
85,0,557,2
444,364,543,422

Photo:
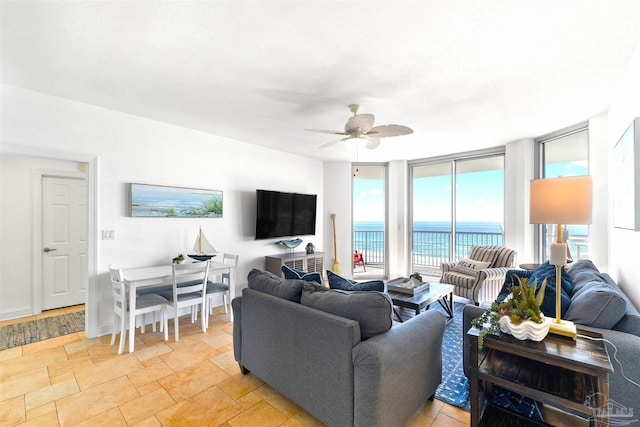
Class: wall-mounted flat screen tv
255,189,317,239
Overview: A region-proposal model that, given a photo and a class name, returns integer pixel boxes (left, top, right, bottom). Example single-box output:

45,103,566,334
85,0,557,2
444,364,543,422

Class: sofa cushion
281,265,323,285
326,270,385,292
452,258,491,276
247,268,305,303
565,281,627,329
300,283,393,339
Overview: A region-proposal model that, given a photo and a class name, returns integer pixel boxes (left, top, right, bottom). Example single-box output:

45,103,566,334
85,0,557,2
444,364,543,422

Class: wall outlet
101,230,115,240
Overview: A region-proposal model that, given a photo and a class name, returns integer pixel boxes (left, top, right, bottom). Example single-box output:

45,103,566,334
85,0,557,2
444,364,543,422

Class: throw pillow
300,283,393,339
469,246,500,266
452,258,491,276
247,268,305,302
281,265,323,285
529,262,572,318
564,281,627,329
326,270,384,292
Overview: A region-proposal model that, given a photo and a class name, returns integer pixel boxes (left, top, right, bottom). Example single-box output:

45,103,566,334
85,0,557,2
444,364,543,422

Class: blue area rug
431,303,470,411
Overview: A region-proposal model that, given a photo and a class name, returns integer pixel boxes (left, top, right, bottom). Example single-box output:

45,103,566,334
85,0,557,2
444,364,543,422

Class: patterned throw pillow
281,265,323,285
326,270,385,292
452,258,491,276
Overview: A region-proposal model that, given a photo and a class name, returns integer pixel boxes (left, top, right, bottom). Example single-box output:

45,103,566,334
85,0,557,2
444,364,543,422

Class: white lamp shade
530,176,593,225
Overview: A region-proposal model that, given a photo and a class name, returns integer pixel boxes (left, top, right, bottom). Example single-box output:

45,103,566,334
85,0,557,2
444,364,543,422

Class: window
410,151,504,278
537,125,590,261
352,164,387,278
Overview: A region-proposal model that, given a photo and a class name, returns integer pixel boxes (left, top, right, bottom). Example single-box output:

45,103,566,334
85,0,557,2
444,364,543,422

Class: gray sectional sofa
462,259,640,418
232,269,446,427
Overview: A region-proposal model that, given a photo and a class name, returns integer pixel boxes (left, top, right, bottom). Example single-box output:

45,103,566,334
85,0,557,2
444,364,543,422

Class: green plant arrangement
172,254,185,264
409,272,423,282
471,276,547,348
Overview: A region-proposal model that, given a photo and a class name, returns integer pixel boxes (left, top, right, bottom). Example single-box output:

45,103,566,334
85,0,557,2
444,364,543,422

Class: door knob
43,247,57,253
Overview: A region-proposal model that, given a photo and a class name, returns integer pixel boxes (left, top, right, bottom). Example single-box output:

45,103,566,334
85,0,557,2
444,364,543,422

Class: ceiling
2,1,640,162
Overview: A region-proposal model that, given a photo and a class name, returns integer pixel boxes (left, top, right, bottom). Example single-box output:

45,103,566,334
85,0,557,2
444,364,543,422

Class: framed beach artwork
129,183,223,218
613,118,640,230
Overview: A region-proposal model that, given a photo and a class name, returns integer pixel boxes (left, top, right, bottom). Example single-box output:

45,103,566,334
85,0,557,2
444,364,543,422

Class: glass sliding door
539,126,589,261
455,157,505,257
352,164,386,278
411,162,452,278
410,152,505,278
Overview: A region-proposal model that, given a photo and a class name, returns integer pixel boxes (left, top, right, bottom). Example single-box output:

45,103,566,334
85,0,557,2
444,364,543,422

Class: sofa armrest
231,297,243,363
352,310,446,427
475,267,512,303
462,304,487,377
441,261,456,274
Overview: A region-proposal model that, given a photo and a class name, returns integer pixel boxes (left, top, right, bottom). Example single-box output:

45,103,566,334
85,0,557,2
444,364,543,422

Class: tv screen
255,190,317,239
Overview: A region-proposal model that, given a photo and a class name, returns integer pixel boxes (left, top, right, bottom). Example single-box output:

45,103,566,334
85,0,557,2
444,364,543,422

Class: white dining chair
109,265,169,354
204,253,238,324
163,260,210,341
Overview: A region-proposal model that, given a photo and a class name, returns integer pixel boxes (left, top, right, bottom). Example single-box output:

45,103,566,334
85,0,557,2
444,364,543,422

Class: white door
42,176,87,310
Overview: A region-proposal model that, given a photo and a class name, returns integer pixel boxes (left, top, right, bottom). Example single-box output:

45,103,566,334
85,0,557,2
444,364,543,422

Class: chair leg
118,313,127,355
162,307,168,341
223,294,229,314
110,312,118,346
174,311,180,342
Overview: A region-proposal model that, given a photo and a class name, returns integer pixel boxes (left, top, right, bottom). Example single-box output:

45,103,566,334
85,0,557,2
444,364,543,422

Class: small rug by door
0,311,85,350
432,302,470,411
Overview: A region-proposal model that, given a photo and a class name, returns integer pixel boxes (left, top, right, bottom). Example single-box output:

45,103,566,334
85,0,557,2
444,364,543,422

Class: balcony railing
354,229,589,273
354,230,504,269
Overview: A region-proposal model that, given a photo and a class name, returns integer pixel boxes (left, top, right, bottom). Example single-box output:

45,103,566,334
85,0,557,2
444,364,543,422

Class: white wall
1,84,324,336
322,161,351,277
608,41,640,309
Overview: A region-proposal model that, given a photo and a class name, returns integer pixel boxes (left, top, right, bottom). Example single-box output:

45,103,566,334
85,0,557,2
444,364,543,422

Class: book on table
387,278,430,295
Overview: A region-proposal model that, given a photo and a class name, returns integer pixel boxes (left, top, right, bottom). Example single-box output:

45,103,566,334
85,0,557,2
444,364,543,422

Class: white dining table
120,261,236,353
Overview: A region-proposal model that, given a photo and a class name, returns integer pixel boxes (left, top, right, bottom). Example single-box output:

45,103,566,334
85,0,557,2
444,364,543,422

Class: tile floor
0,305,470,427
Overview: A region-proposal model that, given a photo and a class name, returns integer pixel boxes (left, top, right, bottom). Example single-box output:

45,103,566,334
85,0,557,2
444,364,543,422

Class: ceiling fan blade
366,124,413,138
345,114,374,133
319,137,350,149
305,129,348,135
365,138,381,149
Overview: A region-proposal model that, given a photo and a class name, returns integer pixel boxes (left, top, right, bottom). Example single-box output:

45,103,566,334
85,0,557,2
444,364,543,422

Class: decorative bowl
498,314,550,341
275,238,303,249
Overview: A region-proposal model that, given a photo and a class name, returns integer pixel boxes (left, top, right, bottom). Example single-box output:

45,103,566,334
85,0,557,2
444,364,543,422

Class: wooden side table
469,327,613,426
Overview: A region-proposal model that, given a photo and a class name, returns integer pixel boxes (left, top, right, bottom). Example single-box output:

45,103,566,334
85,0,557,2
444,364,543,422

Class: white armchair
440,245,517,305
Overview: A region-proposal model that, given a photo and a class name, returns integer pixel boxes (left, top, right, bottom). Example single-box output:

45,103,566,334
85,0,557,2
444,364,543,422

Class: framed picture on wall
613,118,640,230
129,183,223,218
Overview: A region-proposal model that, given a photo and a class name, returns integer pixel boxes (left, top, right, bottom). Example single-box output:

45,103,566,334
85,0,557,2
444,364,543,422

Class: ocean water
355,221,503,233
354,221,588,261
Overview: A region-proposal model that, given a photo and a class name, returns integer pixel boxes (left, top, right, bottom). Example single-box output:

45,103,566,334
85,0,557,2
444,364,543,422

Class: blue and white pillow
326,270,384,292
281,265,323,285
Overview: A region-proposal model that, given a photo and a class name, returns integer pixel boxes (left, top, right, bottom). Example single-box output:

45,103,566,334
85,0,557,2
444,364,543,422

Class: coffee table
386,281,454,322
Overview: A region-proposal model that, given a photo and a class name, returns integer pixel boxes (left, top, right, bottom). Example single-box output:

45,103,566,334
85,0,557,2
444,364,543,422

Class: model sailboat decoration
188,227,218,261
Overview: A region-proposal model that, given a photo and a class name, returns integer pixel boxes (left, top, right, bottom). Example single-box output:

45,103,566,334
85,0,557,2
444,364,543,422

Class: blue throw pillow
326,270,384,292
530,262,572,318
497,266,571,318
281,265,323,285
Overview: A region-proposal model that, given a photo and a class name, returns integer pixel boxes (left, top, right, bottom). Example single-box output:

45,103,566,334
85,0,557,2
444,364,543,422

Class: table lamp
530,176,592,339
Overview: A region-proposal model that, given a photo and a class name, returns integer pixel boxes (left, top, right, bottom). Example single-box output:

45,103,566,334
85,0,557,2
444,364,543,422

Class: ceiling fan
305,104,413,149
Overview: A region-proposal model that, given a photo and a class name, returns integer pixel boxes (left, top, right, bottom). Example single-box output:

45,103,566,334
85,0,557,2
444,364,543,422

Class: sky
353,161,588,223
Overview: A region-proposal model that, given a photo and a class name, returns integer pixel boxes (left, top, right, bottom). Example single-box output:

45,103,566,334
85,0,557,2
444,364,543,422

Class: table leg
437,291,454,320
393,307,404,322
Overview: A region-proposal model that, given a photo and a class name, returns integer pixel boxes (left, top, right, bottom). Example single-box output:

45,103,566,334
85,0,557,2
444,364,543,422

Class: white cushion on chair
452,258,491,276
